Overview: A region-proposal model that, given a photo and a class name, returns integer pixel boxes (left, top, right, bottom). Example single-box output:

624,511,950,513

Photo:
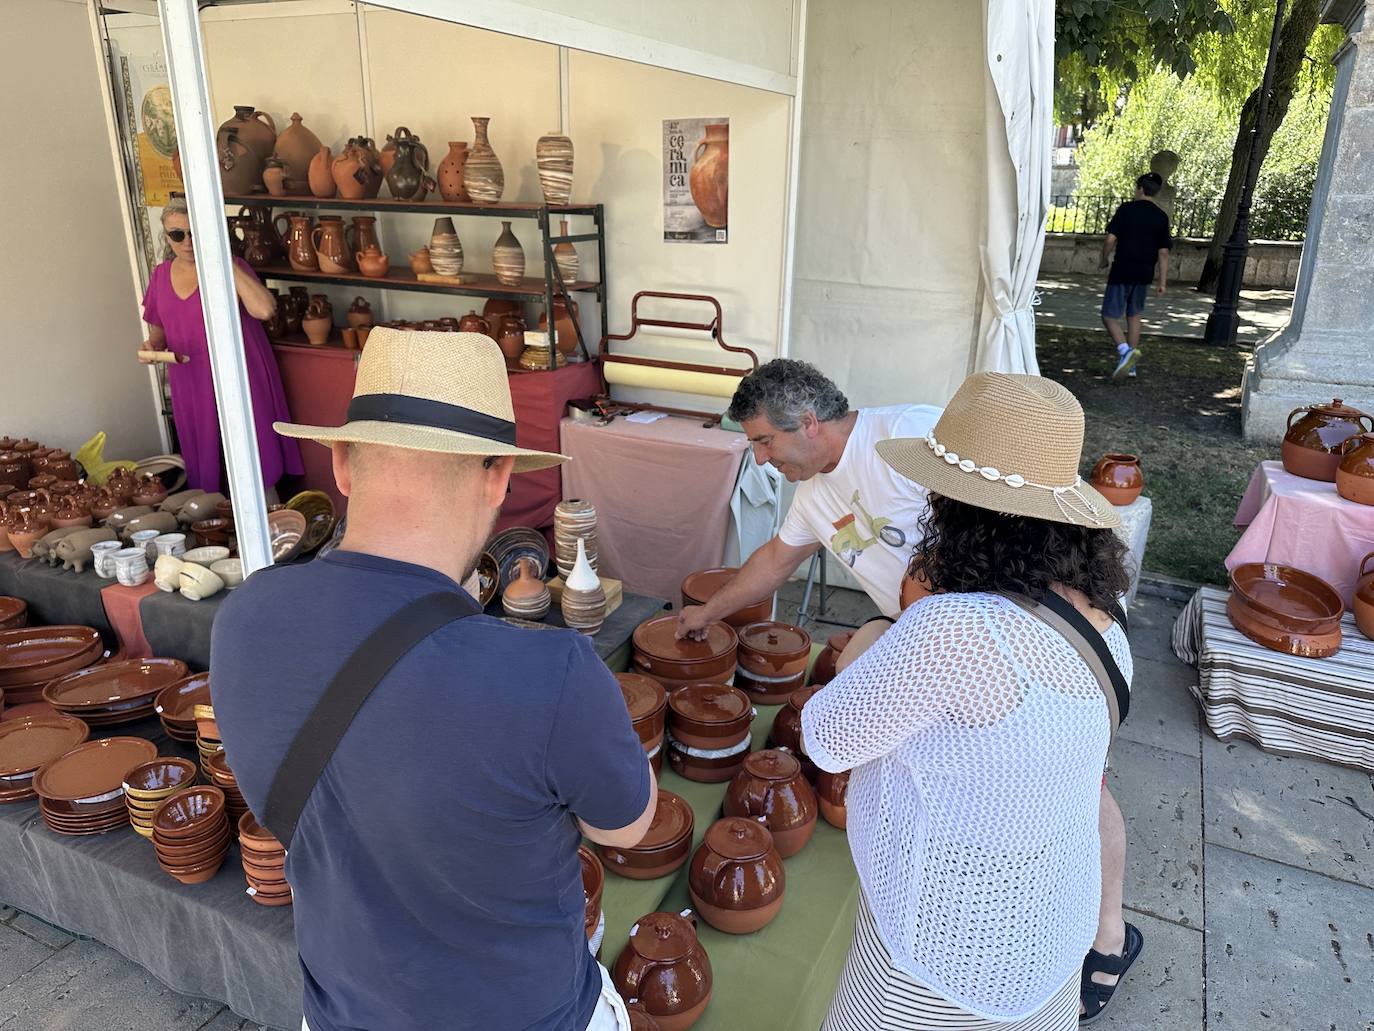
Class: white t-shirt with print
778,404,942,618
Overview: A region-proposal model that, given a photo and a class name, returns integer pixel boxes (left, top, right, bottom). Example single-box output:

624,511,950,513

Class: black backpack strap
262,591,480,847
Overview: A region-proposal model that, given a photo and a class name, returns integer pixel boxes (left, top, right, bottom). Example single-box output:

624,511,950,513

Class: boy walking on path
1100,172,1172,380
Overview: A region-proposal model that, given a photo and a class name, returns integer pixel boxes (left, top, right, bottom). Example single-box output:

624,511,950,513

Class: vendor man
212,329,655,1031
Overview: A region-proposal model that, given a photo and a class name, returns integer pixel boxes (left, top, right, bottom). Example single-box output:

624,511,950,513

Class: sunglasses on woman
167,228,193,243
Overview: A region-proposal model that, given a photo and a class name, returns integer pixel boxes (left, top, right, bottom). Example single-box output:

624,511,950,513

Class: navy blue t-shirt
210,551,650,1031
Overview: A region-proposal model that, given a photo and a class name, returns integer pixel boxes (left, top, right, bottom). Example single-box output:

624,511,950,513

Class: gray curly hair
160,197,190,261
728,359,849,430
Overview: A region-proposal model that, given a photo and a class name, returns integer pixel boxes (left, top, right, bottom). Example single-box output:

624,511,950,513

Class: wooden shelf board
225,192,599,219
252,263,600,300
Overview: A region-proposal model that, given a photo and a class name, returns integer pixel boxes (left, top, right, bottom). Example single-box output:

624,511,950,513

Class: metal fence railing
1046,193,1304,242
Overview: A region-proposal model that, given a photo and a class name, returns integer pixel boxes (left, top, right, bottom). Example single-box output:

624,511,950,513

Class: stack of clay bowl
194,704,224,778
554,499,598,579
598,789,694,880
123,757,198,839
1226,562,1344,658
723,749,818,857
152,786,231,885
239,812,292,906
33,736,156,835
0,625,104,708
612,911,712,1031
580,845,605,951
666,683,754,783
766,685,819,782
734,621,812,704
688,816,786,934
43,657,187,727
815,769,851,829
616,672,667,775
0,597,27,631
204,750,251,828
632,615,737,692
680,568,772,628
0,713,89,803
154,672,210,743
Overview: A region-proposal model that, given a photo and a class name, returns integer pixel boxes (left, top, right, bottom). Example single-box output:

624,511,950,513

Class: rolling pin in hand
137,348,188,365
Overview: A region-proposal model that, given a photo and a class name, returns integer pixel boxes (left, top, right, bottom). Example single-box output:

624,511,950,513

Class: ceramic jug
689,123,729,229
1337,433,1374,506
351,215,380,256
687,817,785,935
1282,399,1373,482
273,112,323,193
1089,453,1144,507
302,298,332,347
308,144,336,198
311,217,352,274
458,311,490,336
385,131,430,201
263,156,287,196
611,911,712,1031
217,106,276,164
721,749,818,858
275,213,319,272
496,314,527,361
346,296,374,331
217,129,262,195
238,222,273,269
239,206,286,261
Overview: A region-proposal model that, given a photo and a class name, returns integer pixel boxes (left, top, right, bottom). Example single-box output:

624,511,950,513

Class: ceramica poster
663,118,729,243
123,53,178,209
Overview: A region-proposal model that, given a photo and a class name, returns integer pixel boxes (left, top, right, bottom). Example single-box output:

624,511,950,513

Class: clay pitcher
301,297,332,347
351,215,380,256
311,217,351,274
308,144,336,198
217,129,261,195
275,213,318,272
436,141,470,202
537,297,581,356
496,314,527,361
386,134,430,201
689,123,729,228
352,137,385,198
458,310,490,336
218,105,277,164
239,205,285,261
239,222,273,269
273,112,323,193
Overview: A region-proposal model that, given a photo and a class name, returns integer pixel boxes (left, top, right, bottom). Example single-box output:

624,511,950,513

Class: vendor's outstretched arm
676,535,820,639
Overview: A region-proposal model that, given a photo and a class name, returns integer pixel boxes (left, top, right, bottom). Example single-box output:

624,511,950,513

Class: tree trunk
1196,0,1322,292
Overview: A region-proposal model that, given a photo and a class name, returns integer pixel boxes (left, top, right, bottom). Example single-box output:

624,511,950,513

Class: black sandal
1079,922,1144,1025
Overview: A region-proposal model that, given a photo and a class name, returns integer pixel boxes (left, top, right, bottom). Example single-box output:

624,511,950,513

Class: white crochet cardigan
802,592,1132,1020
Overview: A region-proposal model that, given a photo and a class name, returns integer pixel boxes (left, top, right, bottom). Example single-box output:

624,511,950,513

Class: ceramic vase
308,145,336,198
429,216,464,277
554,498,598,580
273,113,324,194
536,132,574,205
262,157,287,197
553,219,579,283
502,557,551,620
462,117,504,203
689,122,729,228
560,538,605,636
437,141,470,202
492,222,525,287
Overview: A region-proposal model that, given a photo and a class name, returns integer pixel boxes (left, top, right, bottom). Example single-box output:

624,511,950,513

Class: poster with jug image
121,54,179,210
663,118,728,243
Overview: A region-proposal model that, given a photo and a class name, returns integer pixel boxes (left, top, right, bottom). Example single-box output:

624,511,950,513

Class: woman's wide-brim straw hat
274,329,568,473
875,372,1120,529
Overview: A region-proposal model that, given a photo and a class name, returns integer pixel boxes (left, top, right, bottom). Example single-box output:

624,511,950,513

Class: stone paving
1,585,1370,1029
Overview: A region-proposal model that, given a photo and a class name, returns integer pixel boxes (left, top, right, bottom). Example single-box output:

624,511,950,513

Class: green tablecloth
596,701,859,1031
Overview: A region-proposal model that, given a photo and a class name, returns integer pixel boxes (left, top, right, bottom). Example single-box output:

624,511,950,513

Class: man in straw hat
212,330,656,1031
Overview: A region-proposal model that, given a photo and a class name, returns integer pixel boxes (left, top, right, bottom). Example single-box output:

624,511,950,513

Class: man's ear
332,442,354,498
482,455,516,508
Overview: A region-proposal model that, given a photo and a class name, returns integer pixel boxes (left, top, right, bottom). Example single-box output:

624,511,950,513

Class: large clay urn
612,911,712,1031
1089,453,1144,506
1337,433,1374,506
311,217,351,274
536,297,581,356
273,113,323,194
688,123,729,229
437,141,470,202
1281,399,1373,482
462,116,504,203
275,213,318,272
308,145,336,198
218,106,276,164
217,130,261,196
1355,553,1374,641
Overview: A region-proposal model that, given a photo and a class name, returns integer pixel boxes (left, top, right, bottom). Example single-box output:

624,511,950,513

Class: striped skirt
821,895,1078,1031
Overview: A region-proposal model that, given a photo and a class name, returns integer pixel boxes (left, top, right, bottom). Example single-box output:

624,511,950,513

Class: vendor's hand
675,605,714,641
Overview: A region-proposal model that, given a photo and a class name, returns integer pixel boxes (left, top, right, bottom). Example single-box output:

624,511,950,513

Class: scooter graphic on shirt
830,492,908,567
851,491,907,549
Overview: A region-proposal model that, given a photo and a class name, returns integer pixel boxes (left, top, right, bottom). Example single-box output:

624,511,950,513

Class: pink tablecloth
560,415,749,603
1228,460,1374,607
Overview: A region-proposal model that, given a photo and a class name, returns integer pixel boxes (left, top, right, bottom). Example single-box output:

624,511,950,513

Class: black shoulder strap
262,591,480,848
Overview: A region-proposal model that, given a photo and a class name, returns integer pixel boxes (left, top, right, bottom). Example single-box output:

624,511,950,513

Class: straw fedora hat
875,372,1119,529
273,329,567,473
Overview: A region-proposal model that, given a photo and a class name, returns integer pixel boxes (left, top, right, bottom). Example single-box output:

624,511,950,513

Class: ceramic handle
693,140,708,163
273,213,291,243
1286,407,1308,431
1362,416,1374,433
310,227,324,252
255,110,277,135
1361,552,1374,579
700,849,733,886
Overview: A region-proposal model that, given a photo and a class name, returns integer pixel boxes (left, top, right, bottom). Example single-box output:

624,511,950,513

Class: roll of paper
602,361,744,400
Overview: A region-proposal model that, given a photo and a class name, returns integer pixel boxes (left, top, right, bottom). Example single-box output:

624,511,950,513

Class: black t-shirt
1107,200,1172,285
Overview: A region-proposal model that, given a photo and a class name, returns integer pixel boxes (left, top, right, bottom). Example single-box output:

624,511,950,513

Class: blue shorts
1101,283,1148,319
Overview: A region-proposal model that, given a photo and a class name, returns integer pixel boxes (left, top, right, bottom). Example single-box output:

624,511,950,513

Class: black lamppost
1204,0,1287,345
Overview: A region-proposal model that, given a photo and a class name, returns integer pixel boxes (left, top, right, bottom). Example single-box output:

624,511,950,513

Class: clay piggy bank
160,489,206,516
55,527,118,572
179,493,227,526
32,526,84,565
121,511,179,539
106,506,154,531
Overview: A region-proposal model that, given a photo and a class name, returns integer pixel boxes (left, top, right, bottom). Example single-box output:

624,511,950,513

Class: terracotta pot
218,106,276,165
667,737,751,784
308,144,336,198
536,132,574,205
217,130,261,196
1355,552,1374,641
626,1001,664,1031
667,682,752,751
8,517,47,559
681,568,773,628
273,113,323,194
436,141,470,202
722,748,818,857
598,789,694,881
1226,562,1343,657
579,845,604,941
611,911,712,1031
735,621,811,703
356,245,389,279
481,299,523,336
634,616,738,689
384,128,429,201
1090,453,1144,507
275,213,318,272
688,817,785,935
337,137,383,199
43,452,77,481
536,297,581,356
458,310,491,336
1281,399,1372,482
767,684,820,782
688,123,728,229
816,769,851,829
616,672,668,750
496,314,527,361
351,215,380,256
1336,432,1374,505
311,217,351,274
0,455,30,489
346,296,373,331
462,116,504,203
810,632,850,687
263,156,286,196
492,221,525,287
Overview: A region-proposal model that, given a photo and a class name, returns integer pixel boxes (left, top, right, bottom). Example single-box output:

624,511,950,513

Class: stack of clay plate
681,568,772,628
616,672,667,776
194,704,223,777
154,672,210,743
43,658,188,727
666,683,754,783
0,713,89,804
204,750,250,828
734,622,812,704
0,625,104,707
632,615,737,692
0,597,28,631
484,527,550,591
598,789,694,880
152,785,230,885
554,499,598,579
238,812,291,906
1226,562,1344,657
123,757,198,839
32,736,156,835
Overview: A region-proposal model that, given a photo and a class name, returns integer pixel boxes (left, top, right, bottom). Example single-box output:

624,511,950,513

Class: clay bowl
152,785,227,842
182,546,230,567
688,817,786,935
681,567,773,628
155,672,211,741
667,683,754,751
735,621,812,704
268,508,307,562
238,812,287,854
191,518,233,550
632,615,737,685
242,850,286,877
154,821,231,861
123,756,198,802
1229,563,1343,636
0,714,88,787
616,672,667,749
766,685,820,782
667,736,752,784
1226,592,1341,659
158,853,228,886
722,749,818,857
816,769,851,829
599,789,694,880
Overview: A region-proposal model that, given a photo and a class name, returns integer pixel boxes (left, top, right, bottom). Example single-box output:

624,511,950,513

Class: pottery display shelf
224,192,607,370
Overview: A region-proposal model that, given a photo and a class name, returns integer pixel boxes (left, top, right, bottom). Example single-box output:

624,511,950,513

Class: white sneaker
1112,348,1141,381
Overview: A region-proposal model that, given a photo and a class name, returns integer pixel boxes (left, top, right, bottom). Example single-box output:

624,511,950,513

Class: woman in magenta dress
139,198,302,494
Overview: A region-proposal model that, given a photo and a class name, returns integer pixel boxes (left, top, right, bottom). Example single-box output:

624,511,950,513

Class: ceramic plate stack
204,750,250,828
123,757,198,839
32,736,156,835
485,527,550,592
238,812,292,906
0,597,28,631
43,658,188,727
152,786,231,885
154,672,210,743
554,500,598,579
0,626,105,707
194,704,223,778
429,217,464,277
0,714,89,804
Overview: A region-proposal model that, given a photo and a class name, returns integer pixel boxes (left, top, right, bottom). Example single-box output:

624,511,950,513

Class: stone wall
1040,233,1303,289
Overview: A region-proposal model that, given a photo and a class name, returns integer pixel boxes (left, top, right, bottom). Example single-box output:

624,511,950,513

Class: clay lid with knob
1286,398,1373,448
627,911,698,963
635,790,694,851
668,683,751,725
705,815,775,861
634,615,736,662
741,748,803,783
737,621,811,661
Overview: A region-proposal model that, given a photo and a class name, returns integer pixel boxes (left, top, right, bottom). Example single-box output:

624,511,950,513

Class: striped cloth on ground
1171,587,1374,773
821,894,1078,1031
